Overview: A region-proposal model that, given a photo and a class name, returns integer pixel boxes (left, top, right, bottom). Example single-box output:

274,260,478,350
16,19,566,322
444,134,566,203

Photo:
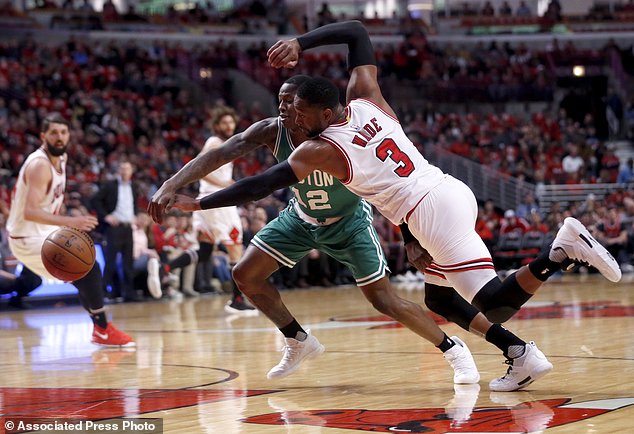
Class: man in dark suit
93,161,140,302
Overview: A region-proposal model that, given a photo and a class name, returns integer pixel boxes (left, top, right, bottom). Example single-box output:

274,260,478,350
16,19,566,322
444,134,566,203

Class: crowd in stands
1,31,634,307
403,108,628,185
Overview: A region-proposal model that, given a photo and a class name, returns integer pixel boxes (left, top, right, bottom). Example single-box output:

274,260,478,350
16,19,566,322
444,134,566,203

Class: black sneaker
8,296,32,310
224,298,258,316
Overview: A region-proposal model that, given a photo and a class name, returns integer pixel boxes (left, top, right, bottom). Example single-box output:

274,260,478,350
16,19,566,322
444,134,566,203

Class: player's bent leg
424,284,479,331
361,277,480,384
232,245,289,323
234,245,324,379
224,242,257,314
74,264,135,348
470,275,529,323
552,217,621,282
362,277,445,344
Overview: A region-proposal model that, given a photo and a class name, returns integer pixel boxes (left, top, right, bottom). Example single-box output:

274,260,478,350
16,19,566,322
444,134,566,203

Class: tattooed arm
148,117,279,223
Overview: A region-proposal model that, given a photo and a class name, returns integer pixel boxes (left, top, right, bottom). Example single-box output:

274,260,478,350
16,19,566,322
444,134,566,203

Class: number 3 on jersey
376,138,415,177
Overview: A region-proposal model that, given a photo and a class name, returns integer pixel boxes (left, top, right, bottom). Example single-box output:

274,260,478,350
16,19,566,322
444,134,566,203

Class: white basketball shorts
9,233,57,280
192,206,243,245
407,175,497,302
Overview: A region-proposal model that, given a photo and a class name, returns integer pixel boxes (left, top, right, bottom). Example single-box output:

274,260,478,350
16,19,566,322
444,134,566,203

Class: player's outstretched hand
171,194,201,213
69,215,98,232
148,181,177,224
267,39,301,69
405,240,433,272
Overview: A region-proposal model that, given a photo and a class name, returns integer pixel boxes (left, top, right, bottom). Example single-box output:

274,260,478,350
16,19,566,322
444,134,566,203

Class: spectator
527,210,549,233
617,158,634,185
544,0,562,21
499,1,512,16
500,209,530,234
102,0,118,21
79,0,94,13
600,146,621,183
476,207,496,251
516,193,539,220
317,2,335,27
173,213,198,297
516,1,532,17
481,1,495,16
562,144,584,175
93,161,140,302
596,207,629,265
132,212,162,299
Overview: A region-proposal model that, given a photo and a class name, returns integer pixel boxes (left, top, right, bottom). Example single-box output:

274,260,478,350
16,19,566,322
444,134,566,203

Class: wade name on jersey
351,117,383,147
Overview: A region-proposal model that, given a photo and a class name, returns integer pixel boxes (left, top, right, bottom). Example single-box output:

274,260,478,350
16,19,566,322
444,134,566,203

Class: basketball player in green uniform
149,76,479,382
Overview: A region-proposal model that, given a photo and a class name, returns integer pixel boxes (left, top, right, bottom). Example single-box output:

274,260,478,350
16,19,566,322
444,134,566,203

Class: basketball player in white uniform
6,113,134,347
166,107,256,313
170,21,620,391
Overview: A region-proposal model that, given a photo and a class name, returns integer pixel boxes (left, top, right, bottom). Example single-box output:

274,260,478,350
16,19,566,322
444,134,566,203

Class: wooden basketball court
1,274,633,433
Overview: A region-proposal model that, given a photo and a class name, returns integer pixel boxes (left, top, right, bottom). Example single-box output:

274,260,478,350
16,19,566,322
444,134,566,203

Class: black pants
102,224,135,299
0,266,41,297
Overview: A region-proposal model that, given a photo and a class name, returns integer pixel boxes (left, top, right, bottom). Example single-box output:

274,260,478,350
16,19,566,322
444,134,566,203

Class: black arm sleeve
199,161,299,210
297,20,375,70
399,223,416,244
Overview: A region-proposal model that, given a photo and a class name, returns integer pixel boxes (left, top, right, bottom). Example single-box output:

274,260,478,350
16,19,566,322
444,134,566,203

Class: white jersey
7,147,66,238
319,99,446,225
199,136,234,195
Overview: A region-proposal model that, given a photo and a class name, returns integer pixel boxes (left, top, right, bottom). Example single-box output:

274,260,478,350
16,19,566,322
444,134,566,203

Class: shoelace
500,358,514,378
280,343,301,363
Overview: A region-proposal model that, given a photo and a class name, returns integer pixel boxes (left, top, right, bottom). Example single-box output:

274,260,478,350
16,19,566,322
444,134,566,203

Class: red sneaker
91,323,136,348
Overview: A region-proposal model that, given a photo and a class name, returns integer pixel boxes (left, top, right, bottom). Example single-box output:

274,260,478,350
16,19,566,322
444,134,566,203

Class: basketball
41,227,96,282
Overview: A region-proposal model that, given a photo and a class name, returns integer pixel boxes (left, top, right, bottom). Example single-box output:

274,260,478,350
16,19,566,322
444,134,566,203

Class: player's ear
323,108,333,122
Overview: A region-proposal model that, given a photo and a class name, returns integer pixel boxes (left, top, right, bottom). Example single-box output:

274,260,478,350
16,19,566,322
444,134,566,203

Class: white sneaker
552,217,621,282
443,336,480,384
489,341,553,392
267,331,325,379
445,384,480,426
146,258,162,299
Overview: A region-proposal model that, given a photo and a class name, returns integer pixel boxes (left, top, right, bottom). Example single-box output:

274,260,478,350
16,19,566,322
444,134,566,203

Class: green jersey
274,119,361,221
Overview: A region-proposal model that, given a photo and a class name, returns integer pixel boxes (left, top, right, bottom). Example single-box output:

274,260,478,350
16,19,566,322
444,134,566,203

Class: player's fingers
266,40,283,58
268,45,289,68
267,41,288,62
148,202,162,224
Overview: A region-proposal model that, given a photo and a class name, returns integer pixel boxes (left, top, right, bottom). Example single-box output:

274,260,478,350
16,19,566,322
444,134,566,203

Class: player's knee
424,284,453,317
231,261,259,292
481,306,519,323
425,284,479,330
472,274,529,323
231,262,247,286
363,288,394,315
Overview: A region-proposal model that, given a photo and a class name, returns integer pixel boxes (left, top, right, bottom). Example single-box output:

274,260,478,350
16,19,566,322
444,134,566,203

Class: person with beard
6,112,134,346
166,22,621,391
148,76,480,384
160,106,257,312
